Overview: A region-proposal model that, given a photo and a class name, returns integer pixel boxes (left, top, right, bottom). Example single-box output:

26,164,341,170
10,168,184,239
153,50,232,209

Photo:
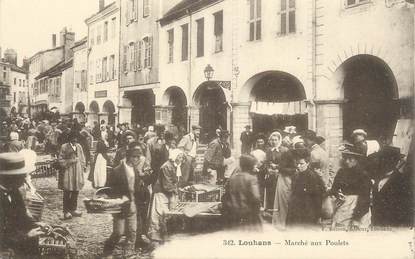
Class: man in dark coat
203,130,231,184
240,125,253,155
222,154,262,230
103,142,142,257
113,130,136,168
287,149,326,227
0,153,45,257
146,125,169,178
371,146,413,227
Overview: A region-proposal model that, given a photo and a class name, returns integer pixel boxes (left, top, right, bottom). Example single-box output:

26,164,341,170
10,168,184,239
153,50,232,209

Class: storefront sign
95,90,107,98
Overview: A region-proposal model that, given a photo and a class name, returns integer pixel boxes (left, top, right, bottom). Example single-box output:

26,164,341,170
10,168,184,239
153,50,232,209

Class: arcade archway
163,86,188,131
74,102,86,123
193,81,229,143
75,102,85,113
240,71,307,136
336,55,399,144
103,100,116,126
127,89,155,127
89,101,99,124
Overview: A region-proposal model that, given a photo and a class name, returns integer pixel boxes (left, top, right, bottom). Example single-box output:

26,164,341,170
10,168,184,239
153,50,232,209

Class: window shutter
133,43,138,71
214,12,223,36
135,0,138,20
149,36,153,68
137,41,142,70
106,58,110,80
143,0,150,17
123,45,128,72
125,0,130,25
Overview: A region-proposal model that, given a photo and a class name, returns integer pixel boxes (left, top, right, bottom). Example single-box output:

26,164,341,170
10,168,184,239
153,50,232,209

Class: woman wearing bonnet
264,131,296,229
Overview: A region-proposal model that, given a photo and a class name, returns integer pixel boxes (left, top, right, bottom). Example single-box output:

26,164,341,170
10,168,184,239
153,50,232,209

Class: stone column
232,102,251,156
86,112,99,126
315,100,344,170
118,106,132,124
188,105,200,130
154,105,173,126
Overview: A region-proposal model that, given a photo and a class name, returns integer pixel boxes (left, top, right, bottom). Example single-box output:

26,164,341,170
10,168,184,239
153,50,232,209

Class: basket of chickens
38,225,76,257
83,187,129,214
179,184,223,202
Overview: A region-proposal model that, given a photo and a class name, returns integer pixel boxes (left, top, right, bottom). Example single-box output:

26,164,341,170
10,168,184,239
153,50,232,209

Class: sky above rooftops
0,0,107,65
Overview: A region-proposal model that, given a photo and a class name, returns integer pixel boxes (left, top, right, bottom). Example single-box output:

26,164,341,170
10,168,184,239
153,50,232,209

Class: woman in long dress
265,131,296,229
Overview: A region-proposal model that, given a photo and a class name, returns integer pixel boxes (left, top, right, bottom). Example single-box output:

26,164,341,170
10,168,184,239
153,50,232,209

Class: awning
249,101,307,116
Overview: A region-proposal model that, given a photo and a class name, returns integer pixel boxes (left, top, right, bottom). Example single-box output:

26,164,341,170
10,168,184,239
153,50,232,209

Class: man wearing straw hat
0,152,46,257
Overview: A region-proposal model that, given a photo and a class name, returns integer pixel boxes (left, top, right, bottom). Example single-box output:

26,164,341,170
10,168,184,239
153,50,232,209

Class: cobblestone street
32,174,122,258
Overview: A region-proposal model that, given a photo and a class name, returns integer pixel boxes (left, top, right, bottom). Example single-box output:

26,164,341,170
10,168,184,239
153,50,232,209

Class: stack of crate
193,144,207,183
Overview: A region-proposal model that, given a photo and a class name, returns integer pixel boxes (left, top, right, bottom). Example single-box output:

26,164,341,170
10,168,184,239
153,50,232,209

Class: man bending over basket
103,142,146,257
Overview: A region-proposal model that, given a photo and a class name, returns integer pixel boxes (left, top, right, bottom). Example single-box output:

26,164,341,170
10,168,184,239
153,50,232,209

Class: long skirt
272,174,292,230
332,195,371,229
148,192,176,241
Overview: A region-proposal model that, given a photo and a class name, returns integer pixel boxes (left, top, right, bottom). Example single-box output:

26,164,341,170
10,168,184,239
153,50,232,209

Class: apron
332,195,371,229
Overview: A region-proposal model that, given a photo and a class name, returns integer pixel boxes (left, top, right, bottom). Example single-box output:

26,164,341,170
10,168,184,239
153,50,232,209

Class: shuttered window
213,11,223,52
181,24,189,61
168,29,174,63
196,18,204,57
144,37,152,68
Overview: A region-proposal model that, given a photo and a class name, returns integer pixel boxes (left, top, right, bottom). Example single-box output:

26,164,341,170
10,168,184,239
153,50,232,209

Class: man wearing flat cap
0,153,46,257
178,125,201,187
203,129,231,184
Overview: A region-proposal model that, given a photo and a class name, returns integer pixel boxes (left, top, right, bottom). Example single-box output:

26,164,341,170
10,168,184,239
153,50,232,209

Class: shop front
192,81,231,144
237,71,308,142
121,89,155,128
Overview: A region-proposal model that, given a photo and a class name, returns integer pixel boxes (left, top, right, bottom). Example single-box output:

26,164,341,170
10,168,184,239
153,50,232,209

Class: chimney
52,34,57,48
60,27,68,46
62,30,75,62
99,0,105,11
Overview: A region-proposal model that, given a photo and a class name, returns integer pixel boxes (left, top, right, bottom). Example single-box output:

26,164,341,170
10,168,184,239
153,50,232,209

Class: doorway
194,81,227,143
339,55,399,144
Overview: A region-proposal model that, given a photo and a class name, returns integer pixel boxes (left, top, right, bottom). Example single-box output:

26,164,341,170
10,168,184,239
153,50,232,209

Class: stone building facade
117,0,181,128
157,0,414,156
85,0,120,126
72,38,88,123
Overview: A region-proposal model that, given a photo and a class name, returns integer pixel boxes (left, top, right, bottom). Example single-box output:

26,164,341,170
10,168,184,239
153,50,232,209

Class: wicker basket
31,160,59,178
84,187,127,214
39,236,67,256
38,226,76,257
26,191,45,221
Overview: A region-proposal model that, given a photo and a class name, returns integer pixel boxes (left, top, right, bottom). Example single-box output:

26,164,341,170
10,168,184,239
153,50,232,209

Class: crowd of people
0,115,413,258
232,125,414,231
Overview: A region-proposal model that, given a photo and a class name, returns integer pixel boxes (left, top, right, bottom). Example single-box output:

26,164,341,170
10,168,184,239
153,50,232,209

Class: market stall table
164,202,223,237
